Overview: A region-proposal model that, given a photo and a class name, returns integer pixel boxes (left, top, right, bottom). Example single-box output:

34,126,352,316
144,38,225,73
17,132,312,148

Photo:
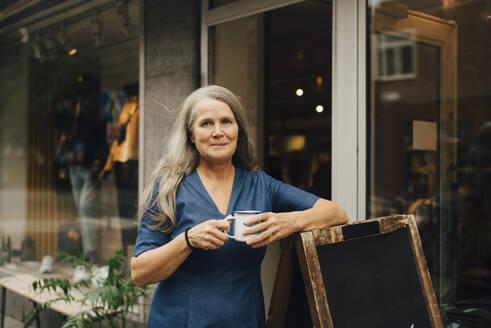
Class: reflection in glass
0,3,140,272
369,0,491,325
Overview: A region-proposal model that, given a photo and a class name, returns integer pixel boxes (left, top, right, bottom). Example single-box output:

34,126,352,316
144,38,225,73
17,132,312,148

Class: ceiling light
296,89,304,96
19,28,29,43
316,105,324,113
55,27,77,55
482,0,491,22
286,135,306,152
297,49,304,60
31,34,48,63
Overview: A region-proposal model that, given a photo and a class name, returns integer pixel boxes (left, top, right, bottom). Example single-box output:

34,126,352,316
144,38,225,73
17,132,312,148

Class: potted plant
30,250,148,328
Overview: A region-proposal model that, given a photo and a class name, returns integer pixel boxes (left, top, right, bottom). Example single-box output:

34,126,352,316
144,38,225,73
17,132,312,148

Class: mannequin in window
100,83,139,255
63,74,107,263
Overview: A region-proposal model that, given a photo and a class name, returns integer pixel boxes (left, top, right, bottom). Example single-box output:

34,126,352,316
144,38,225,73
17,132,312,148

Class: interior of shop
211,0,332,199
0,0,140,275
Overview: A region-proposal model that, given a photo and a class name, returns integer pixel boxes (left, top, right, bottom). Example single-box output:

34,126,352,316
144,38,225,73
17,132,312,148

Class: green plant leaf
32,249,149,327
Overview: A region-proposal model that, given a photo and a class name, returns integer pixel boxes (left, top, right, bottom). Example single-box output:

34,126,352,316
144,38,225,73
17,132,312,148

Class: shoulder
238,168,276,189
238,167,266,180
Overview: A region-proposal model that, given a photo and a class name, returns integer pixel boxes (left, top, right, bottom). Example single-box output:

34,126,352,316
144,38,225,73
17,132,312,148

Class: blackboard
267,215,443,328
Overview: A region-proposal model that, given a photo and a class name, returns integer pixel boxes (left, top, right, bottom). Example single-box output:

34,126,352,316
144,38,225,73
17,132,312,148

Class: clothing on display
55,74,108,262
102,91,139,254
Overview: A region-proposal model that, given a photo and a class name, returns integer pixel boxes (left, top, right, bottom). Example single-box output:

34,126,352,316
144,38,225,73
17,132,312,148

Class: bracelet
185,228,197,250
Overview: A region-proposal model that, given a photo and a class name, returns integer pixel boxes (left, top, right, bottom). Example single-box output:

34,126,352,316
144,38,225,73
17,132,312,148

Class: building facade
0,0,490,325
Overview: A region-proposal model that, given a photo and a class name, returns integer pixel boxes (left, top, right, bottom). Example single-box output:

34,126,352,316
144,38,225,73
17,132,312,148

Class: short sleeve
263,172,320,212
132,180,171,257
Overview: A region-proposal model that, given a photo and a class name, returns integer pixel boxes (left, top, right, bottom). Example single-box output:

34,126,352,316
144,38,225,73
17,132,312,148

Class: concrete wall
142,0,200,179
0,42,29,247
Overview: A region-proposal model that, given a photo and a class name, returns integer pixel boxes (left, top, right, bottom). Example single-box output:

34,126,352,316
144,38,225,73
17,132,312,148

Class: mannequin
100,83,139,255
62,74,107,263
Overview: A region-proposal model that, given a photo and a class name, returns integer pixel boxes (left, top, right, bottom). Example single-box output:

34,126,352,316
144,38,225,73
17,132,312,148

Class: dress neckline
193,166,241,216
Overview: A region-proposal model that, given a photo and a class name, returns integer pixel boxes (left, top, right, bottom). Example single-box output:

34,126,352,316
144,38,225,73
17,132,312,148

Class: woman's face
190,97,239,165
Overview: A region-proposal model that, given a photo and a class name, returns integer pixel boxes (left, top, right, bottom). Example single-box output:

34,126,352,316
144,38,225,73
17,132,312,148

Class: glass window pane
369,0,491,323
0,0,140,294
386,48,395,75
401,45,413,74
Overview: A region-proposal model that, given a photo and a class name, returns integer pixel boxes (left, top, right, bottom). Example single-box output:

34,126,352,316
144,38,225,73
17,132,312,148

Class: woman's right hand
187,219,230,250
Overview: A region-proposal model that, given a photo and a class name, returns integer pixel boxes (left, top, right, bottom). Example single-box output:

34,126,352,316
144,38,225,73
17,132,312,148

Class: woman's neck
196,160,235,182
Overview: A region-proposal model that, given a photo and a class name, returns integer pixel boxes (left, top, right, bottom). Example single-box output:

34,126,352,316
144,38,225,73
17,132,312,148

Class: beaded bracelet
185,228,197,250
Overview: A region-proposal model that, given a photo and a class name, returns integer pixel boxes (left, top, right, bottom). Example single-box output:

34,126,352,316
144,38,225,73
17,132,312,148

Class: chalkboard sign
266,215,443,328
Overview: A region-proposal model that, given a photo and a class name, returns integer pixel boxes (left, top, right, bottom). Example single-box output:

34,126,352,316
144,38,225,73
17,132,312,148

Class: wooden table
0,273,89,328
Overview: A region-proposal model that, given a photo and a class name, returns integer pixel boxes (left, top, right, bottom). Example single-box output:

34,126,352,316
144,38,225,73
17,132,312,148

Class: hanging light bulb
296,88,304,96
315,105,324,113
481,0,491,22
19,28,29,43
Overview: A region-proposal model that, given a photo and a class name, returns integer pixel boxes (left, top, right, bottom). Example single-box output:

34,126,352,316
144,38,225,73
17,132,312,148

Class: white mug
224,210,262,242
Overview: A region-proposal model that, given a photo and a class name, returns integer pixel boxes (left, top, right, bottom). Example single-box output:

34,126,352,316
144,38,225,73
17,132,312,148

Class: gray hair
137,85,257,233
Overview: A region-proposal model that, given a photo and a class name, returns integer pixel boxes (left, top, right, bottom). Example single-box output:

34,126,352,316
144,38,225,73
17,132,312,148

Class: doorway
206,0,332,310
209,1,332,194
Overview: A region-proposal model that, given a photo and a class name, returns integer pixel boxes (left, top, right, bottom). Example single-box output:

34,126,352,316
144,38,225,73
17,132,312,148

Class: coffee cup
224,210,262,242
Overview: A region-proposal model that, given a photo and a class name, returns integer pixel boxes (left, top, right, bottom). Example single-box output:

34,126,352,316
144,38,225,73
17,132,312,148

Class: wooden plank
266,240,296,328
406,215,444,328
0,273,89,317
295,232,333,328
376,2,408,20
313,214,410,246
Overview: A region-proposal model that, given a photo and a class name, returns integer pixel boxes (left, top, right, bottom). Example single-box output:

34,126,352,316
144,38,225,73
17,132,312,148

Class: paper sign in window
412,120,437,151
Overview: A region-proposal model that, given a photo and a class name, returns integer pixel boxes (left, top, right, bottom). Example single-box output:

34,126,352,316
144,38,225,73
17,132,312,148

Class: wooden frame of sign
266,214,443,328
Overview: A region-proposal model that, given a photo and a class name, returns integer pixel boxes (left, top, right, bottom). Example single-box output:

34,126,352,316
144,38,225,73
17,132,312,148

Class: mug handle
223,215,235,239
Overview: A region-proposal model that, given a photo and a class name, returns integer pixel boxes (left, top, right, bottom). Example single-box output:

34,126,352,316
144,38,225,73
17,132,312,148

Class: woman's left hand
243,212,298,248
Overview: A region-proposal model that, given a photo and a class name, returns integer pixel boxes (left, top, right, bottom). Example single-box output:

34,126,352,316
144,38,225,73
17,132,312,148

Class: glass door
369,7,458,303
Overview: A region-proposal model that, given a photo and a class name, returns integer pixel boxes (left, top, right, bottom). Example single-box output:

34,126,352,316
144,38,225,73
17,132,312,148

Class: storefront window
368,0,491,323
0,0,140,282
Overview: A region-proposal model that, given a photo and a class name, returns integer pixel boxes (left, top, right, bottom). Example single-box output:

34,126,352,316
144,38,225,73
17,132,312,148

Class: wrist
184,228,197,250
287,211,303,233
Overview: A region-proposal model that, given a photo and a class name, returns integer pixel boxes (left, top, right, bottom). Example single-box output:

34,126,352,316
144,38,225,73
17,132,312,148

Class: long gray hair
137,85,257,233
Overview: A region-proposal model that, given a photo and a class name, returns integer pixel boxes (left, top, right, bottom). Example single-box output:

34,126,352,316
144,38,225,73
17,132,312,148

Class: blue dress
133,167,319,328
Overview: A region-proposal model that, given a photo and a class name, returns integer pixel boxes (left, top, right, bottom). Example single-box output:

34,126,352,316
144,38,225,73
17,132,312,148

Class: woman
130,85,348,327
